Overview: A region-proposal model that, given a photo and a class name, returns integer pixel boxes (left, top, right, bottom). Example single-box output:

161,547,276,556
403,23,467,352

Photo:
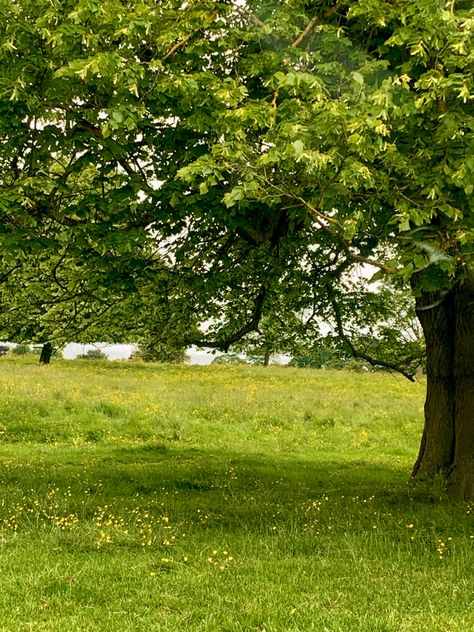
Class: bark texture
39,342,53,365
450,278,474,499
413,278,474,500
263,349,271,367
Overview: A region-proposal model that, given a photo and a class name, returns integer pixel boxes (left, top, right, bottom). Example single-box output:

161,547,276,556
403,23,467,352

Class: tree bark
450,277,474,499
39,342,53,365
412,290,455,478
412,278,474,500
263,349,271,367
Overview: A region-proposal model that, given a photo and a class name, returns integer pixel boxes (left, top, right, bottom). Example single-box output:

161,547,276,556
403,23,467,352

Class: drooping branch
50,245,71,292
327,284,417,382
186,287,267,352
55,301,115,342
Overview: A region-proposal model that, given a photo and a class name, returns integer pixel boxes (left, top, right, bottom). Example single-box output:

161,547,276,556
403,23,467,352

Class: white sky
63,343,216,364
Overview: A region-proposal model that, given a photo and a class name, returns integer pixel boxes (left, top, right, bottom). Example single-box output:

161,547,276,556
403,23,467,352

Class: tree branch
291,17,318,49
324,1,349,18
186,287,267,351
73,120,155,193
339,242,398,276
50,245,71,292
0,263,21,284
163,11,217,62
162,32,195,62
249,13,265,27
327,284,416,382
256,177,398,275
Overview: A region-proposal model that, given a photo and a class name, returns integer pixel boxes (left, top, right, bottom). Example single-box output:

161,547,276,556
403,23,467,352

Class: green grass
0,359,473,631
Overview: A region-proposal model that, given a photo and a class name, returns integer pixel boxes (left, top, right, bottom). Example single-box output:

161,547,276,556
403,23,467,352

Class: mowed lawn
0,359,473,631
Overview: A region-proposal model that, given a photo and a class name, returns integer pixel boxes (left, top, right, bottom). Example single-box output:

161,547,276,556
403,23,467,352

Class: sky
62,343,216,364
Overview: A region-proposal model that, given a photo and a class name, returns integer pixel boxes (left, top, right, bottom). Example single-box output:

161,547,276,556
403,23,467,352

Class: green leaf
111,111,124,124
223,187,244,208
293,140,304,156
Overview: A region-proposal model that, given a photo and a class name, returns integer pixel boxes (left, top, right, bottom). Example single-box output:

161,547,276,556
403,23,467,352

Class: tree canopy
1,0,474,496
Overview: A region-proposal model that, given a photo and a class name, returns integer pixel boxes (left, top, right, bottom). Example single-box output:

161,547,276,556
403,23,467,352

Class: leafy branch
326,284,417,382
186,287,267,351
254,174,399,275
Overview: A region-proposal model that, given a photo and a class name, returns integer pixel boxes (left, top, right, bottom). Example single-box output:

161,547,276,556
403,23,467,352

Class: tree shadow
0,442,422,523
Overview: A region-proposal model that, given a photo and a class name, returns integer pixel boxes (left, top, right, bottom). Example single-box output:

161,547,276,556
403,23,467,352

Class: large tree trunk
450,278,474,499
412,290,455,478
412,278,474,500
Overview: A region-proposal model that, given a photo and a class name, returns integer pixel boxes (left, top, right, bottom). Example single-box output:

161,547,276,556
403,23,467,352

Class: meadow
0,358,472,631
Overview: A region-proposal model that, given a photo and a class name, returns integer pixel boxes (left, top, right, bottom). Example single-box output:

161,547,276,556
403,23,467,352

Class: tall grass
0,359,472,631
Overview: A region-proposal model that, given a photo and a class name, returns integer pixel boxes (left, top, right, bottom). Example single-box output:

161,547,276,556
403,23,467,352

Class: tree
39,342,53,365
211,354,247,366
131,340,189,364
77,348,108,360
289,336,353,370
231,299,309,366
0,0,473,497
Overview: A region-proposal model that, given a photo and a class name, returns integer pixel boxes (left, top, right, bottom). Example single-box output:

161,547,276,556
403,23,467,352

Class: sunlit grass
0,359,472,631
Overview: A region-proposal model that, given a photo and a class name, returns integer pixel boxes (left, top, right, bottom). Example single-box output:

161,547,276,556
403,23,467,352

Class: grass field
0,359,473,631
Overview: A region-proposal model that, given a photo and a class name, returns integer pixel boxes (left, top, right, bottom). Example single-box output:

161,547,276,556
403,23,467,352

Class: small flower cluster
207,549,234,571
436,537,452,559
94,505,179,549
302,496,329,532
1,486,80,534
196,508,210,524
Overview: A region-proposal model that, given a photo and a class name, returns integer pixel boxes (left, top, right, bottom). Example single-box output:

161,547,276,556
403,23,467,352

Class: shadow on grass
0,441,431,529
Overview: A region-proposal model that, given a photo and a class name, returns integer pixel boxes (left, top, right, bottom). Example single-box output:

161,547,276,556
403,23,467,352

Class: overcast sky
62,343,215,364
